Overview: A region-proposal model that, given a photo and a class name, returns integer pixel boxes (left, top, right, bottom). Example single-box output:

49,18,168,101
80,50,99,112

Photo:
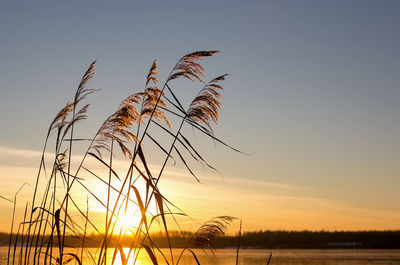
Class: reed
4,51,246,265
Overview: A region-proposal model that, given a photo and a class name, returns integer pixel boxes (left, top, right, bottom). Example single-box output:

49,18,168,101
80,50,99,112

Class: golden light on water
108,248,143,265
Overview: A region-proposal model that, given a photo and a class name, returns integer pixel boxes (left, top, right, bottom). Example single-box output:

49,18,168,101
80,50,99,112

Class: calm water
1,247,400,265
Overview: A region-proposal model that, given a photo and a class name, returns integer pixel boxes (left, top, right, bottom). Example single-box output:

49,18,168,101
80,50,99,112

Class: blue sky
0,0,400,231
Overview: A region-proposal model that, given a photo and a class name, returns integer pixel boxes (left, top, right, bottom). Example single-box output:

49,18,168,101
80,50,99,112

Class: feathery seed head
187,74,227,131
168,50,219,83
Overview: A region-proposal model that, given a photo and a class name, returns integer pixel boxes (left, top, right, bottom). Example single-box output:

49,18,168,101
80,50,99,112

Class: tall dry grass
3,51,246,265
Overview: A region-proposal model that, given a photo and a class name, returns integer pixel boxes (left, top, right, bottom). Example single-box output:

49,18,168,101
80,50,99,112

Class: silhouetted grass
3,51,248,265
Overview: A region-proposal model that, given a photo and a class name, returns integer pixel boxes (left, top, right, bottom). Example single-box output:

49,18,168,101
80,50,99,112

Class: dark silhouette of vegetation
221,230,400,249
1,230,399,249
1,51,251,265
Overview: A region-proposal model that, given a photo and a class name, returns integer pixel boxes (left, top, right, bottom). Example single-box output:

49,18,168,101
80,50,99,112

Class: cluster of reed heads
5,51,243,265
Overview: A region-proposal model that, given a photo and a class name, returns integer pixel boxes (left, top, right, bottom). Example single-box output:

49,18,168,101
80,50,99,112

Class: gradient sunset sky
1,0,400,232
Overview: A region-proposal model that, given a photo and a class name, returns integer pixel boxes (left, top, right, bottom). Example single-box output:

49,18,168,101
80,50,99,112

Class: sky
0,0,400,233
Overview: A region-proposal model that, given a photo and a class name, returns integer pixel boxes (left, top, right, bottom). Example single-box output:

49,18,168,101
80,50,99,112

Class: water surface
2,247,400,265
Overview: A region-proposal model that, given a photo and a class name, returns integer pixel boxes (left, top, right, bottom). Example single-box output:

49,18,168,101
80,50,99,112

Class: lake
1,247,400,265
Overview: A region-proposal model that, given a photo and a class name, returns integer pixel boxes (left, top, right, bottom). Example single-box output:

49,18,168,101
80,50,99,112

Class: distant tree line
1,230,399,248
219,230,400,249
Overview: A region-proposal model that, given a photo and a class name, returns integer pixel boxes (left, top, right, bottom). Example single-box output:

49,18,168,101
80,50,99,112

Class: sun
113,199,160,234
115,209,141,233
101,183,161,235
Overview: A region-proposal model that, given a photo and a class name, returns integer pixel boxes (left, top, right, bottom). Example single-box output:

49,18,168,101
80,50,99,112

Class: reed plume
141,60,171,129
189,216,236,252
175,216,236,265
187,74,227,132
168,51,219,82
90,93,143,159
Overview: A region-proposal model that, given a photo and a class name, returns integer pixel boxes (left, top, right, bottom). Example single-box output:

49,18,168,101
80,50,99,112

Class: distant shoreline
1,230,399,249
